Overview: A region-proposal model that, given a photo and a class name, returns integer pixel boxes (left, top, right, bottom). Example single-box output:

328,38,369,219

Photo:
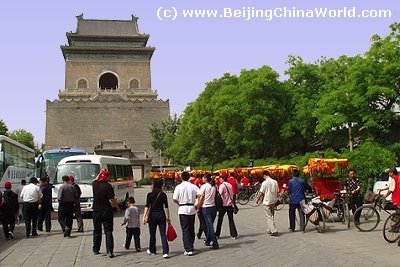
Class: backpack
214,186,223,210
3,190,19,214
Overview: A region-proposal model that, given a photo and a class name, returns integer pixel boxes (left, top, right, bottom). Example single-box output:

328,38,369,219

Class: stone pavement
1,185,399,267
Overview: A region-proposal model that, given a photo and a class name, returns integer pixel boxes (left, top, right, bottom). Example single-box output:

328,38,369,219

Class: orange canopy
304,158,349,176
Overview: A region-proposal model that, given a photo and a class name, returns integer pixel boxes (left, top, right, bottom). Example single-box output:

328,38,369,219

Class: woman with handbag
197,174,219,249
215,174,238,239
142,179,170,258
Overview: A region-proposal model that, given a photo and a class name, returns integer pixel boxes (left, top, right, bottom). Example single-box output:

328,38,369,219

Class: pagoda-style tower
45,15,170,161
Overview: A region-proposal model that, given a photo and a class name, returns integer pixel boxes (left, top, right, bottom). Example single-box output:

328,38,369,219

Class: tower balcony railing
59,87,158,97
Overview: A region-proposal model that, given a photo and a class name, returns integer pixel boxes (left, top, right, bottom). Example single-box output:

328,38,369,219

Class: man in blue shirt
288,169,312,232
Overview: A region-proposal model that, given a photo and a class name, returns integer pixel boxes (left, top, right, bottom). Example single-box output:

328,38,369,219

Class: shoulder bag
144,191,161,223
224,183,239,214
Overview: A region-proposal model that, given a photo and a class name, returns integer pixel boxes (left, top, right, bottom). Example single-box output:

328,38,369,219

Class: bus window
123,165,133,180
115,165,124,181
107,164,116,181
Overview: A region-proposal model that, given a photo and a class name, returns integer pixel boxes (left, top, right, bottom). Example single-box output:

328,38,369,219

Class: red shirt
194,177,203,188
392,175,400,207
227,176,238,194
241,176,250,190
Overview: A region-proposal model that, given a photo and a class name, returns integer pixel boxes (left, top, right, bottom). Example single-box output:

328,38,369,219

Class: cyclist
380,168,400,246
381,168,400,207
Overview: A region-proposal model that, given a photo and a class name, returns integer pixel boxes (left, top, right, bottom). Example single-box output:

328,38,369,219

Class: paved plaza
1,185,399,267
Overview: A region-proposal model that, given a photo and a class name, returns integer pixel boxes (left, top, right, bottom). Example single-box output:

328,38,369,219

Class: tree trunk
348,123,353,151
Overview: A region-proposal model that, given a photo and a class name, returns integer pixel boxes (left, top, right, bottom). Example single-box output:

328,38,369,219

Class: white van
52,155,134,213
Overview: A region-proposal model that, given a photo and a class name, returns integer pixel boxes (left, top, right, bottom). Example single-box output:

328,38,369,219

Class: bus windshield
36,148,86,181
55,163,100,185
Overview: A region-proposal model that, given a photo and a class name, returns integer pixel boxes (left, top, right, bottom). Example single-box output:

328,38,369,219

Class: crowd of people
1,166,399,259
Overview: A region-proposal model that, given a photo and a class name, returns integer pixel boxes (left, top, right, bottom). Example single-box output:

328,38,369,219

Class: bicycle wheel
383,212,400,243
249,192,261,207
237,191,249,205
275,201,285,211
353,205,380,232
344,203,351,229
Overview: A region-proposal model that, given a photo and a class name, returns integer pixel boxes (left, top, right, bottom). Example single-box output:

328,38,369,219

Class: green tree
313,55,367,151
0,119,8,135
149,114,181,163
360,22,400,143
283,56,324,153
9,129,35,149
170,66,289,167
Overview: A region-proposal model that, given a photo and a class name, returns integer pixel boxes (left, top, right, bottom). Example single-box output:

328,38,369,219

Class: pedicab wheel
237,191,249,205
249,192,261,207
353,205,380,232
383,212,400,243
320,209,327,232
316,207,327,233
344,203,351,229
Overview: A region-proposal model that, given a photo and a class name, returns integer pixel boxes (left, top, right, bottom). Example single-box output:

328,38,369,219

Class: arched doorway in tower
99,73,118,89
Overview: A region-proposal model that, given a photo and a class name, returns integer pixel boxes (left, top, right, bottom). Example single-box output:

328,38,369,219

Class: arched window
99,73,118,90
77,78,88,89
129,79,139,89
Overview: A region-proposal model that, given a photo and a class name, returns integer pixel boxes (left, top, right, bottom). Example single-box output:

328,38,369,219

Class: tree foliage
0,119,8,136
149,114,181,162
9,129,35,149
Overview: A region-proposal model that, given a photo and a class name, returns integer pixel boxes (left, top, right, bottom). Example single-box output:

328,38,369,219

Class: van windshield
55,164,100,185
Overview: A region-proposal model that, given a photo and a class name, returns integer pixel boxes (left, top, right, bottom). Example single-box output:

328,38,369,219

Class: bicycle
353,194,391,232
321,190,350,228
249,190,262,207
383,209,400,243
237,184,259,205
162,178,176,193
304,198,327,233
275,191,290,211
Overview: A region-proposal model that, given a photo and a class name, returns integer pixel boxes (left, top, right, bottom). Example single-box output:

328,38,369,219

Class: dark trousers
349,194,363,214
179,214,195,252
202,206,219,248
289,204,305,231
74,201,84,232
148,210,169,254
2,211,16,239
58,202,74,236
125,227,141,249
38,206,52,232
23,202,39,237
197,210,207,239
93,210,114,254
216,205,238,238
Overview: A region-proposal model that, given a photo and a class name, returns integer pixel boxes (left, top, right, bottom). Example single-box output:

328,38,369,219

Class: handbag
214,187,223,210
224,183,239,214
144,191,161,224
166,222,177,242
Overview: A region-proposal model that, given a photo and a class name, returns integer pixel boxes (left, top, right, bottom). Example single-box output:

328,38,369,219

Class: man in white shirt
20,177,43,238
256,170,279,236
173,171,199,256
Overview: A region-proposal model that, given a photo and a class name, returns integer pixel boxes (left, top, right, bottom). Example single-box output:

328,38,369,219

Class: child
121,197,141,251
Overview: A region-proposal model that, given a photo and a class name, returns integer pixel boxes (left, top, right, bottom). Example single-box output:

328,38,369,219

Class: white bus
0,135,35,192
52,155,134,213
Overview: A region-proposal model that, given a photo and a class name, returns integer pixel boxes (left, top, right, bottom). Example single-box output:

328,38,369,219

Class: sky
0,0,399,145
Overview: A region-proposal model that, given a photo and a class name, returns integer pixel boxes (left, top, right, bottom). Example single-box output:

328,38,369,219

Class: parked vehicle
53,155,134,213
